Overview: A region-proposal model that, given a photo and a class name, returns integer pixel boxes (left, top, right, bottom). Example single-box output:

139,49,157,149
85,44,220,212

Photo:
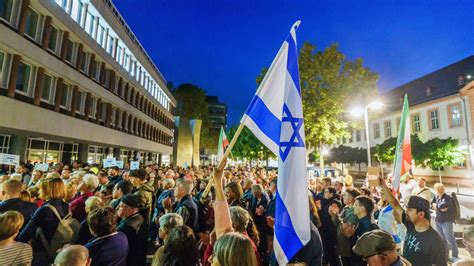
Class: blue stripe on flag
245,96,281,145
275,191,305,260
286,33,301,95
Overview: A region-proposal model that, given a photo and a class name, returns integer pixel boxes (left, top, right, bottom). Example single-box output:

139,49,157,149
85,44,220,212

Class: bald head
54,245,90,266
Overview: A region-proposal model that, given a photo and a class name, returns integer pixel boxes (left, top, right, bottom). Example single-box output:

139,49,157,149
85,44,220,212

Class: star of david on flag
241,21,310,265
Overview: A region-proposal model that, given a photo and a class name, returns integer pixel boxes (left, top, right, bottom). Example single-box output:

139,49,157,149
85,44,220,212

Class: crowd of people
0,160,473,266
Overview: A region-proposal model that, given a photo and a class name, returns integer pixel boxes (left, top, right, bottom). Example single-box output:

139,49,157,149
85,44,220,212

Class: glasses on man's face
363,253,380,262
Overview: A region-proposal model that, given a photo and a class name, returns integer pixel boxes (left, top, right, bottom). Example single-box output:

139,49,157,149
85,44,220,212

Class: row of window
343,104,463,144
0,0,173,128
53,0,171,110
0,49,173,146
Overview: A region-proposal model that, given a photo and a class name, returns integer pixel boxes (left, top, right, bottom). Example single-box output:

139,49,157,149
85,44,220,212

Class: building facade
0,0,176,165
206,96,227,131
341,55,474,185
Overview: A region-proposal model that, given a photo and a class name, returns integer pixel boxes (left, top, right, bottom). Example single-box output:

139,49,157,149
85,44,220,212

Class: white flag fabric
241,21,310,264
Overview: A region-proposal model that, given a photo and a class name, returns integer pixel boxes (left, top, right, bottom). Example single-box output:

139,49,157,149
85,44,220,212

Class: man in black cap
353,229,411,266
117,194,147,266
379,177,447,266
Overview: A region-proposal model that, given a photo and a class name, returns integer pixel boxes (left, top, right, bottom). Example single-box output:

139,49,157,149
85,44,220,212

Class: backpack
451,192,461,221
36,204,81,257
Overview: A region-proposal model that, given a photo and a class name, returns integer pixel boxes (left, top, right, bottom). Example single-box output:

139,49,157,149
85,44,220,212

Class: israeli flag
241,21,310,264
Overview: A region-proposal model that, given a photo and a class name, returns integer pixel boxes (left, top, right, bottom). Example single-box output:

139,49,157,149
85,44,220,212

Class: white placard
34,163,49,172
130,161,140,170
0,153,19,166
103,158,116,168
115,160,124,169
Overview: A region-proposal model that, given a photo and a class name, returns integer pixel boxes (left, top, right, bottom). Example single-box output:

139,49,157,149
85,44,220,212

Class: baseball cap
353,229,396,257
406,195,430,216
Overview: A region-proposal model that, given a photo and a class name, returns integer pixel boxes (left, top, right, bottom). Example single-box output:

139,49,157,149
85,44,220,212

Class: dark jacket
19,199,69,252
117,212,147,266
432,193,456,223
108,175,123,185
76,220,94,245
85,232,129,266
0,198,38,230
351,215,379,265
174,194,199,231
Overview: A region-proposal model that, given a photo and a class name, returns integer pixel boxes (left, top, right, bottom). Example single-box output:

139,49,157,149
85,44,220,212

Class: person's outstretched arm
213,159,232,238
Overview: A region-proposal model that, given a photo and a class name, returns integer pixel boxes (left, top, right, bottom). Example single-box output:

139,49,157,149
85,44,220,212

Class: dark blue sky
114,0,474,127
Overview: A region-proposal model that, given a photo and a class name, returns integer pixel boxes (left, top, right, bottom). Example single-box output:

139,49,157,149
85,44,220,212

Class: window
348,130,353,143
0,0,14,22
426,87,431,96
0,50,7,87
106,35,114,54
41,74,55,103
103,69,111,88
0,134,11,153
373,123,380,139
80,51,90,73
75,91,85,114
110,108,116,126
16,61,31,94
429,109,439,130
76,1,83,24
412,113,421,133
25,7,39,40
60,83,72,110
100,103,107,122
455,156,467,168
91,61,101,81
85,11,94,35
60,0,71,14
116,110,122,129
89,97,97,118
449,104,462,127
48,26,60,53
384,120,392,138
97,24,105,46
65,40,77,65
458,75,465,86
356,130,361,142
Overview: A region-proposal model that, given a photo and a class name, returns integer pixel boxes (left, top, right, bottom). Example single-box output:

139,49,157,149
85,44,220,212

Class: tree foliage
256,42,379,151
371,135,465,171
173,83,213,149
421,137,465,170
299,43,379,148
227,125,275,161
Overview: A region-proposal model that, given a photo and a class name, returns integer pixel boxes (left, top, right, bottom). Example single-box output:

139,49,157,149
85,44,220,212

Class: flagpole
202,123,245,197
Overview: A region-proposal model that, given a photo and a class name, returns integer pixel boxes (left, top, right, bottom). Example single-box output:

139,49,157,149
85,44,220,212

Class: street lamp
350,101,384,167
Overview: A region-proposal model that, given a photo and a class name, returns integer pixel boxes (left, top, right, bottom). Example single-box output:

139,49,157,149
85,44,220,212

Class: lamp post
351,101,384,167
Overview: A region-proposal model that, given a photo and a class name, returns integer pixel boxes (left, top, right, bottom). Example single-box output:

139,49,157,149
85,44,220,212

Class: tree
228,125,275,165
326,145,360,173
421,137,465,183
257,42,379,174
173,84,213,149
372,137,397,164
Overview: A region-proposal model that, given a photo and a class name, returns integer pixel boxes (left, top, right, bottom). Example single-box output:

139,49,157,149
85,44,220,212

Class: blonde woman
0,211,33,265
19,178,69,265
212,232,257,266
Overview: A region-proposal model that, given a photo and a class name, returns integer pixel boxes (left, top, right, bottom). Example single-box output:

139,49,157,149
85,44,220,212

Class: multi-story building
341,55,474,185
206,96,227,131
0,0,176,165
